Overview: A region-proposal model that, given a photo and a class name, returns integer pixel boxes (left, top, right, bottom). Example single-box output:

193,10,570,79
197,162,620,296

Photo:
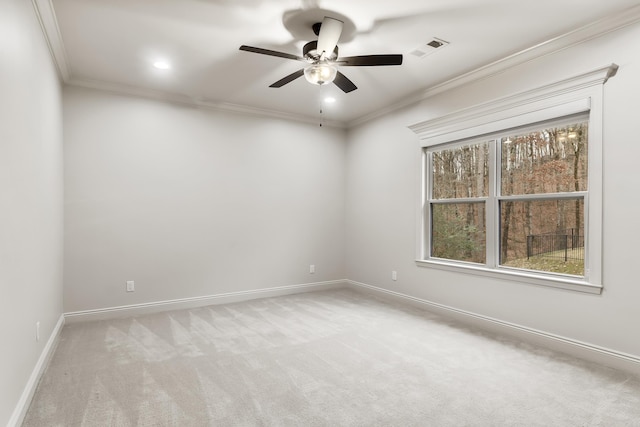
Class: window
410,65,617,294
428,115,587,275
430,140,488,264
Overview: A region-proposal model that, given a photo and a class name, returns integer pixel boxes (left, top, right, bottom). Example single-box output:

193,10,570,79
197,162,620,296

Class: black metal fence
526,228,584,262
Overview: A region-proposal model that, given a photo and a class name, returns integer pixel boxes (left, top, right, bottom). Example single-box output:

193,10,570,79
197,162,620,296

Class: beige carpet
23,289,640,426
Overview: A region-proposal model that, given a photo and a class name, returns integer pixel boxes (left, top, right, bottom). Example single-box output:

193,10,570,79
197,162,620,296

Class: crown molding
32,1,640,129
349,4,640,128
67,77,348,129
31,0,70,81
31,0,346,128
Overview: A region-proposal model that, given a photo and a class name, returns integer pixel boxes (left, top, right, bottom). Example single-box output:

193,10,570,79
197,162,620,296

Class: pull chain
319,84,325,127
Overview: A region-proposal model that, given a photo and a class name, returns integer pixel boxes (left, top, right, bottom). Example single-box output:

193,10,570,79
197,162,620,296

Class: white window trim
409,64,618,295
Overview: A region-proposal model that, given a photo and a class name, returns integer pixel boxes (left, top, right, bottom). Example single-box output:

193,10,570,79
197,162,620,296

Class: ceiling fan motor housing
303,40,339,61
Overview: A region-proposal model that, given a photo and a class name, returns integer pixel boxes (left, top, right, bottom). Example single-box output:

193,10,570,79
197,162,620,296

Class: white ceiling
39,0,640,126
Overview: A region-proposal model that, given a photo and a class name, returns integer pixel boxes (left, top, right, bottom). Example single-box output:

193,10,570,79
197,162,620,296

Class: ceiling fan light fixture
153,60,171,70
304,63,337,86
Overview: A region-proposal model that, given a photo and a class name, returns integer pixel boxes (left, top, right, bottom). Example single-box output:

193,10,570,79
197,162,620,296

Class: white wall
0,1,64,425
346,21,640,358
63,87,346,312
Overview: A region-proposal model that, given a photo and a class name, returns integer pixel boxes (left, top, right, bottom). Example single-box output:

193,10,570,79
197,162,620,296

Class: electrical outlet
392,271,397,281
36,321,40,342
126,281,135,292
309,264,315,274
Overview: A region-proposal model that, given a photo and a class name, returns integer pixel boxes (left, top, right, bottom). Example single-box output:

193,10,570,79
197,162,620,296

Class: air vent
410,38,449,58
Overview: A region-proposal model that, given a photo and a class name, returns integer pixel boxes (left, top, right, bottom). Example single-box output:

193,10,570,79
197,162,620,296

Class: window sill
415,259,602,295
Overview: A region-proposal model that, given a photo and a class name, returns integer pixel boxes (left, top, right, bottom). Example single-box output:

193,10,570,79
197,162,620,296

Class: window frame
410,64,618,294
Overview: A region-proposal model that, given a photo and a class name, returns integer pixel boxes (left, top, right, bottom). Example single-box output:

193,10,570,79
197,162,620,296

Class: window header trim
409,64,617,145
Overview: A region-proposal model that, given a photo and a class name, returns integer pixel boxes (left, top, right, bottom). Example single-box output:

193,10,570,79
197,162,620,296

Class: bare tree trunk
573,139,582,235
501,143,516,263
477,145,485,231
501,201,513,263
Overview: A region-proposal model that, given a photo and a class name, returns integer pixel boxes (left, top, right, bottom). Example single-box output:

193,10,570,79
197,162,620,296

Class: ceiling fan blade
317,17,343,59
239,45,304,62
339,54,403,66
269,69,305,88
333,71,357,93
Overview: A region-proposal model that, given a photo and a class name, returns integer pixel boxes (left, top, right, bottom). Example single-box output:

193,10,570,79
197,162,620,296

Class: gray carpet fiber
23,289,640,426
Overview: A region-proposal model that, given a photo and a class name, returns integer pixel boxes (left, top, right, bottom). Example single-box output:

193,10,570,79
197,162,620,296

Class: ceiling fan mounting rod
312,22,322,36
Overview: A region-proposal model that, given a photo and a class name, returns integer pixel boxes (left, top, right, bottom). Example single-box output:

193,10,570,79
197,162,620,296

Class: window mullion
430,197,488,204
423,150,431,260
498,191,588,201
486,139,499,268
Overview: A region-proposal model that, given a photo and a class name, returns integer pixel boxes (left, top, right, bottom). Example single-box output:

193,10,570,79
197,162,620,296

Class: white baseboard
64,280,348,323
346,280,640,377
8,314,65,427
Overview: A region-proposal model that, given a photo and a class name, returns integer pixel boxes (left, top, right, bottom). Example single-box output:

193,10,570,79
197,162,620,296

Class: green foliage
432,207,484,263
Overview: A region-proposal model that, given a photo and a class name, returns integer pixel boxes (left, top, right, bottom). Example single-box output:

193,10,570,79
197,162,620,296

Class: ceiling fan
239,16,403,93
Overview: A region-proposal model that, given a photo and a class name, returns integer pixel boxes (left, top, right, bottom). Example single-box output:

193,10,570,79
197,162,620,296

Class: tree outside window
427,117,588,277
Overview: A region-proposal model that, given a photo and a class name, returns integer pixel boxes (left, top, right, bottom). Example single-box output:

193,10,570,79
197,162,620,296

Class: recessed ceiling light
153,61,171,70
324,97,336,103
